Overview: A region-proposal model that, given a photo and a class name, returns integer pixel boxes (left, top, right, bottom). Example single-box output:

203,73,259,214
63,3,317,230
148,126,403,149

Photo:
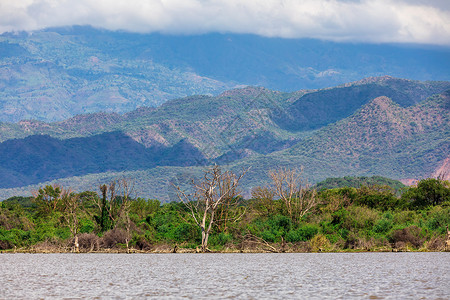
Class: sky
1,0,449,45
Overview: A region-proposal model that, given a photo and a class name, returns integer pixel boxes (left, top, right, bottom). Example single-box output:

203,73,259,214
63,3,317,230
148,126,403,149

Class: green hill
314,176,406,191
0,79,448,201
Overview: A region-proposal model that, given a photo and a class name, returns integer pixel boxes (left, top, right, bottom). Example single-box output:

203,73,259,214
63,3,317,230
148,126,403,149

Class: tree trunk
74,235,79,253
202,232,210,252
201,229,209,252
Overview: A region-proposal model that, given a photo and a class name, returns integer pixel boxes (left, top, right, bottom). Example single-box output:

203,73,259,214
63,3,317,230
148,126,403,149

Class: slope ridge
279,93,449,179
0,81,448,200
275,77,450,131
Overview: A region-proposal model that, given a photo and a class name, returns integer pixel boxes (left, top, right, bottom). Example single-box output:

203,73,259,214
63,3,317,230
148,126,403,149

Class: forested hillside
0,77,448,200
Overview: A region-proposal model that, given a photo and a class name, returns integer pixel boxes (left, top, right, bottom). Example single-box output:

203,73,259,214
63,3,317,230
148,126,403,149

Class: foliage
33,185,63,217
390,226,425,249
354,185,406,211
315,176,405,193
402,178,450,209
286,225,319,243
309,234,331,252
0,176,449,252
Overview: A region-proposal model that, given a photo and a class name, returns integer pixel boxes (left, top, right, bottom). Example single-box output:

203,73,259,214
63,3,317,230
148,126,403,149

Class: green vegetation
315,176,405,192
1,174,449,253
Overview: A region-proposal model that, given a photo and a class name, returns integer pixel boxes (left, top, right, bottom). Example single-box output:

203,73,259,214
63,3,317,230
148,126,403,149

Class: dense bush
101,228,129,248
209,232,233,246
355,185,405,211
172,223,199,242
77,233,100,251
286,225,319,242
402,178,450,208
390,226,425,249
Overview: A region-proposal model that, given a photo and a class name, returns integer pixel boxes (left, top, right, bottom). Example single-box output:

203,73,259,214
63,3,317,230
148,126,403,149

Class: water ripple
0,252,449,299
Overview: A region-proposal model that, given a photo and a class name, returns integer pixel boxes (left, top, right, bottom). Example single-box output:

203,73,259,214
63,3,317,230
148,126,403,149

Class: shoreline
2,245,447,254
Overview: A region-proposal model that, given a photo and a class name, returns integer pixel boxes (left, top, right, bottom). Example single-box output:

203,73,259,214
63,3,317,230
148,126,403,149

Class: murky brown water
0,252,449,299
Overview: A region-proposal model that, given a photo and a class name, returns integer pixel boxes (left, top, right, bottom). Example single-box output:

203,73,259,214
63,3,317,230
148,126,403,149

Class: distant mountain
0,29,239,123
0,77,448,200
268,92,449,181
274,76,450,131
0,132,205,188
1,26,449,122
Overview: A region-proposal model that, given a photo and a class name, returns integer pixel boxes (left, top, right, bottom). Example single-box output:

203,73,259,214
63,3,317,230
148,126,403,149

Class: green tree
402,178,450,208
32,185,62,217
355,185,404,211
97,184,112,232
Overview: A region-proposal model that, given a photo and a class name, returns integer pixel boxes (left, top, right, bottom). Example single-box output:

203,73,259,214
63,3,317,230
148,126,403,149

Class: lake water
0,252,449,299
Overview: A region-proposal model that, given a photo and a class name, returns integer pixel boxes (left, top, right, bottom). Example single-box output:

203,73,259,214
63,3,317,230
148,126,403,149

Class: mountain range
0,76,448,201
1,26,449,122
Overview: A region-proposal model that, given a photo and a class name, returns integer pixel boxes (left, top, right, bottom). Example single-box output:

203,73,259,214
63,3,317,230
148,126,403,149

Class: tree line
1,166,449,253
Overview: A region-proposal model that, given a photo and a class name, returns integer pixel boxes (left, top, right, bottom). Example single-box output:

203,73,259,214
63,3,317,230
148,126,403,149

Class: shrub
333,206,379,231
79,218,95,233
425,206,450,234
355,185,403,211
268,215,292,233
55,227,71,240
253,214,293,243
346,206,379,229
101,228,129,248
0,228,27,249
330,208,349,228
344,232,376,250
391,226,425,249
402,178,450,208
0,239,12,250
318,188,354,213
260,230,276,243
425,236,446,251
131,234,153,250
373,218,393,234
77,233,100,251
172,223,199,242
309,234,331,252
31,223,57,244
210,232,233,246
286,225,319,242
393,210,419,225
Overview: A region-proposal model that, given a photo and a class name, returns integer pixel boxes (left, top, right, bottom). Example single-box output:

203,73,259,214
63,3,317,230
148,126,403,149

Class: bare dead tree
174,165,248,252
214,194,245,234
61,189,81,252
269,167,318,223
251,186,277,217
241,233,280,253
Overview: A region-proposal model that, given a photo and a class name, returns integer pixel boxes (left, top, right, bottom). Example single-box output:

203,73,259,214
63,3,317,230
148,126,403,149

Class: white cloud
0,0,449,45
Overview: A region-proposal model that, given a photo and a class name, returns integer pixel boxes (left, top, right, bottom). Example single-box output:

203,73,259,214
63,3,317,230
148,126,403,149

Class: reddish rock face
431,157,450,181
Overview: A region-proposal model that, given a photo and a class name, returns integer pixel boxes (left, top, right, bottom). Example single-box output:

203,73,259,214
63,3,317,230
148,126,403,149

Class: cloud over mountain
1,0,449,45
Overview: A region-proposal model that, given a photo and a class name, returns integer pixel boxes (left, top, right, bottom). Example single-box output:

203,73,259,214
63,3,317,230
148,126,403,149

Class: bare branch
172,165,248,252
269,167,318,222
